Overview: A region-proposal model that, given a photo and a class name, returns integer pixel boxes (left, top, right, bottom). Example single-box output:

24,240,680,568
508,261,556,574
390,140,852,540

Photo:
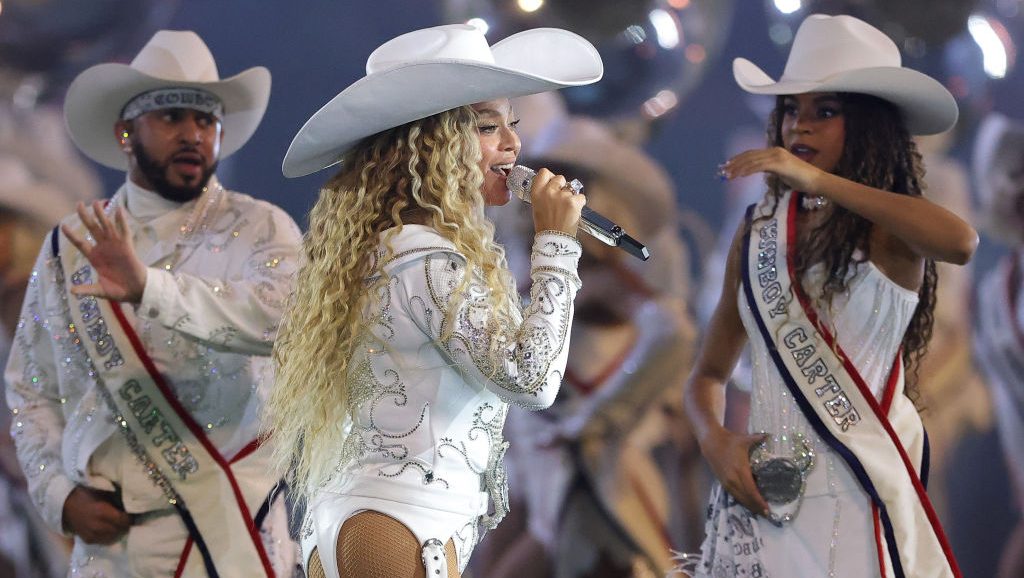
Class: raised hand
720,147,827,195
61,201,148,304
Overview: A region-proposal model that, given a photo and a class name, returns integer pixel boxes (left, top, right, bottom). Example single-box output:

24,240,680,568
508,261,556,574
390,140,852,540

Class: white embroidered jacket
3,178,302,531
333,224,581,529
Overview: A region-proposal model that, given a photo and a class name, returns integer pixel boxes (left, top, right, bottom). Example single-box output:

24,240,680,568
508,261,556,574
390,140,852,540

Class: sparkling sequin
318,228,580,563
704,201,921,573
4,182,302,544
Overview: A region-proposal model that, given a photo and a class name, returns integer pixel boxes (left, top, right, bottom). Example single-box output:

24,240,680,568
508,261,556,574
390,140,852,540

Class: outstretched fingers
92,201,118,239
68,283,104,298
60,222,92,259
81,201,111,238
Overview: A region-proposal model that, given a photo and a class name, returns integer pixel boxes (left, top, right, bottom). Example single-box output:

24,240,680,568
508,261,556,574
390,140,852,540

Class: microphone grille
506,165,535,202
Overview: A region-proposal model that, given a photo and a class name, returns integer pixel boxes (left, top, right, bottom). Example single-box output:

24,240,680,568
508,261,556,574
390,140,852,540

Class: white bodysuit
301,224,582,577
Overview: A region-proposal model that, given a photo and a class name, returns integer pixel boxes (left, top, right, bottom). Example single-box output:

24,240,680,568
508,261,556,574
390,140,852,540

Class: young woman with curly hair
263,24,602,578
683,14,976,578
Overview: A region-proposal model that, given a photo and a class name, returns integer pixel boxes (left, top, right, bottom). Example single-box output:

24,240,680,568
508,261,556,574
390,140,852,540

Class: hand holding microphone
507,165,650,261
515,167,587,237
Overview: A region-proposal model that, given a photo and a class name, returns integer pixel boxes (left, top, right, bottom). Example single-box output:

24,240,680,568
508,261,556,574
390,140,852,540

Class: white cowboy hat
973,113,1024,244
64,30,270,170
733,14,957,135
282,24,603,178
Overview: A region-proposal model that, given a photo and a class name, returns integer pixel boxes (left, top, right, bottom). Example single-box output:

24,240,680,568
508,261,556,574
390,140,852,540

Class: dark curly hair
758,93,937,403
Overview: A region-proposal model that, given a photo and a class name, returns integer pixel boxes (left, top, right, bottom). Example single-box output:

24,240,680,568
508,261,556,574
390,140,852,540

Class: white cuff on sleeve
41,473,77,535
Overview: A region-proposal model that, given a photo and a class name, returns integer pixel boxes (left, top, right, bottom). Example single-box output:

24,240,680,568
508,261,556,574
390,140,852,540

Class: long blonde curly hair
264,105,520,498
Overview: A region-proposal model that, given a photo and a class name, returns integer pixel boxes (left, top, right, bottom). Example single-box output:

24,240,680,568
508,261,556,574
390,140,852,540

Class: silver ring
565,178,583,195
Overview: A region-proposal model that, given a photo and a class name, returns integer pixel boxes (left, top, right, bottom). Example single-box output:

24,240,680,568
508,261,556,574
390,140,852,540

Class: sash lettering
742,193,960,578
56,216,277,578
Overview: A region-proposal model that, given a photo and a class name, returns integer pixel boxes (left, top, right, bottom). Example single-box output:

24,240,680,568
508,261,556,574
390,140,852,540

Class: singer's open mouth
491,163,513,178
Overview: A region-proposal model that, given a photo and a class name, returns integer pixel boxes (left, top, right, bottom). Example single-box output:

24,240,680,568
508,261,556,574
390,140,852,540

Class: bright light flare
773,0,802,15
649,9,680,50
467,18,490,35
517,0,544,13
968,15,1010,79
643,89,679,118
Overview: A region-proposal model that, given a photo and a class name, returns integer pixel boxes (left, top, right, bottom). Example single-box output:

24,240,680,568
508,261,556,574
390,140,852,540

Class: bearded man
4,30,300,577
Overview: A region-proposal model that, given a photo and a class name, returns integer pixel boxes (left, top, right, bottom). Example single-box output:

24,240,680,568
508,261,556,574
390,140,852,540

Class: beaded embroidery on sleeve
421,233,581,406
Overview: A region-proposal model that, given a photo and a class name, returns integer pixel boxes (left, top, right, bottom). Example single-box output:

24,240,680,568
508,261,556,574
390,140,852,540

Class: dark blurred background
1,1,1021,576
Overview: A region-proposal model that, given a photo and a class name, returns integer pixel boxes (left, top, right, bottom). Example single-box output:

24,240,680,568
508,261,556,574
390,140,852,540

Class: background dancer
972,112,1024,578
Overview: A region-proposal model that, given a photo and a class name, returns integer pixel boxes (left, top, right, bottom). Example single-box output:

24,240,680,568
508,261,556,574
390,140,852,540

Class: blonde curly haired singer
266,105,521,499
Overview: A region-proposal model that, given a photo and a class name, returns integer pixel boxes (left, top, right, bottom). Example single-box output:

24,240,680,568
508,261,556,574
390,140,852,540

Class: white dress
301,225,582,577
696,259,919,578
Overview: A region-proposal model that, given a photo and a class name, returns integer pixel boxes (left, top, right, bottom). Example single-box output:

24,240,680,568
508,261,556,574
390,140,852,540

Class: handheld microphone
506,165,650,261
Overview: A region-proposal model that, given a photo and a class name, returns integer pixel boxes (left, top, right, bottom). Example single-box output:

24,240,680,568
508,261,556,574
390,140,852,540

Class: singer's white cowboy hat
973,113,1024,244
282,24,603,178
64,30,270,170
733,14,957,135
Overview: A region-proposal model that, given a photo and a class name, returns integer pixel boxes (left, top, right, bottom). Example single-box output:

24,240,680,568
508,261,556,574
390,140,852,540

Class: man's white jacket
4,178,300,555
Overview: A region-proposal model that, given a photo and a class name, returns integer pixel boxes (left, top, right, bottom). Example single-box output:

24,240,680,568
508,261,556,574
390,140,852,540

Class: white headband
121,87,224,121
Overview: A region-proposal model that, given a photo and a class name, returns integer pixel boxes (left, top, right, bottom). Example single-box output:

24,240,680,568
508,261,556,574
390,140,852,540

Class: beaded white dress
300,224,582,578
695,259,919,578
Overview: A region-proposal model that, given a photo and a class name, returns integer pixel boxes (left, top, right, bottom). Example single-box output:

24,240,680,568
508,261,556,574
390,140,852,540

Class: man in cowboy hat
4,30,300,576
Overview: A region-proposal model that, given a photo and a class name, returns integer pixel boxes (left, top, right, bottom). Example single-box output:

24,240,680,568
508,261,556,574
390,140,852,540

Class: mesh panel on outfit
307,510,460,577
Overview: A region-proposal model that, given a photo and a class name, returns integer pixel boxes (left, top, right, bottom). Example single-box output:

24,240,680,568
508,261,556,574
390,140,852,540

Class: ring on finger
562,179,584,195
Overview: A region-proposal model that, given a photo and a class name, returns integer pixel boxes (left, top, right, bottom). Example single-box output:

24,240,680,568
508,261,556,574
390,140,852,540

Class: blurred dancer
914,130,990,521
972,112,1024,578
0,58,102,578
0,117,98,576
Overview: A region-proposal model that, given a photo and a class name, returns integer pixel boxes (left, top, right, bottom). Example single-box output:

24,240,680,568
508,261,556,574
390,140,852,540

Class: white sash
53,224,279,578
742,192,960,578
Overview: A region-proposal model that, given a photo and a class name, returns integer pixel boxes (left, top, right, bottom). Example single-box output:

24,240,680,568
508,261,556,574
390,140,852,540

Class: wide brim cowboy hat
282,24,603,178
733,13,958,135
64,30,270,170
973,112,1024,244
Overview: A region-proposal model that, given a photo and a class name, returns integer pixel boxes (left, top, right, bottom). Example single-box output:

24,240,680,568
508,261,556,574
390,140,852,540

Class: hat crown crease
367,25,495,75
783,19,900,82
130,32,221,83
